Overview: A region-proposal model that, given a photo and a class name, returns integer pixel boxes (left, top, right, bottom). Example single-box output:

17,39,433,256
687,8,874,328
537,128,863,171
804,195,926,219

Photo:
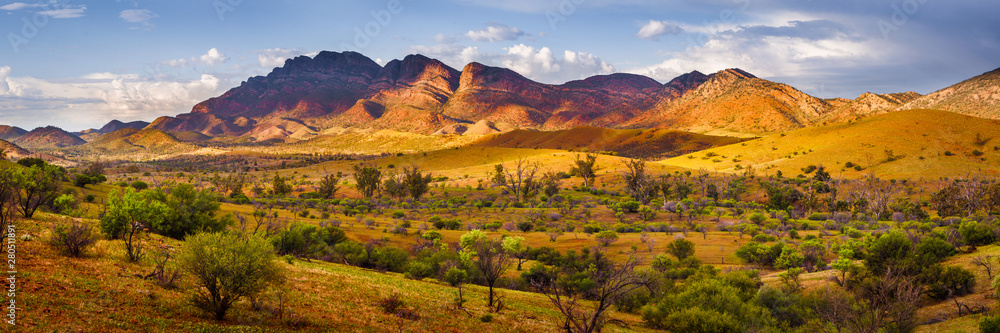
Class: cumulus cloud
466,23,526,42
0,66,13,95
629,19,882,97
409,41,614,84
199,48,228,66
637,20,684,41
166,48,229,67
0,66,224,129
501,44,615,83
407,44,484,67
255,48,315,68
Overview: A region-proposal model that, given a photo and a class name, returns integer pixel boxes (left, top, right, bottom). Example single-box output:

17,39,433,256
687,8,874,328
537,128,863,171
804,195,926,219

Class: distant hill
76,120,151,141
148,51,927,140
13,126,86,149
98,120,150,134
901,67,1000,119
0,139,30,159
472,127,746,159
0,125,27,141
661,109,1000,179
84,128,190,153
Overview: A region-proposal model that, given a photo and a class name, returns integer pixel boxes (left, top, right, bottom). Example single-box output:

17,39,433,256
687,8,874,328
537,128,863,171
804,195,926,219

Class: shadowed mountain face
153,51,931,138
13,126,86,149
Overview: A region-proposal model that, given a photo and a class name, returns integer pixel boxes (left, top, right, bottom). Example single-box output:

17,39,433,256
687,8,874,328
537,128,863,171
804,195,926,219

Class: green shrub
178,232,284,320
666,238,695,260
271,223,346,259
981,315,1000,333
594,230,619,246
752,234,778,242
405,261,434,280
959,220,997,246
148,184,232,240
49,221,98,257
923,265,976,300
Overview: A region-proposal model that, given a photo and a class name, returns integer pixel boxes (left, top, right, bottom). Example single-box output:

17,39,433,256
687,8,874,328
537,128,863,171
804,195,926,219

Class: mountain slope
625,69,834,136
0,125,28,141
822,91,922,123
901,67,1000,119
661,109,1000,179
13,126,86,149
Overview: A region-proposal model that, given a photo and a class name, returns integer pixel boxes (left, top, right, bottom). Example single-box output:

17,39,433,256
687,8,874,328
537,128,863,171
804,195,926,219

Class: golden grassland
470,127,746,159
240,130,483,156
661,109,1000,180
18,108,1000,331
257,147,685,190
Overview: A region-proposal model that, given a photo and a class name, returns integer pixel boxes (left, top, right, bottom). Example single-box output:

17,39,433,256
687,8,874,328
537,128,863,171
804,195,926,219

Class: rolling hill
0,125,27,141
13,126,86,149
901,67,1000,119
65,128,196,161
471,127,746,159
660,109,1000,179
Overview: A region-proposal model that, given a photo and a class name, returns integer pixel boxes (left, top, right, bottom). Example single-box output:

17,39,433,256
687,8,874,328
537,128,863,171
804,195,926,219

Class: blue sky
0,0,997,131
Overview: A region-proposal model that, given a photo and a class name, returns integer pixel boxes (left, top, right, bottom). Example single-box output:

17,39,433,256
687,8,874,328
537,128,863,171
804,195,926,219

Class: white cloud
629,20,880,96
81,72,140,80
500,44,615,83
254,48,315,68
199,48,228,66
0,66,224,129
0,66,13,95
407,42,614,84
0,2,43,11
466,23,525,42
636,20,683,41
434,33,457,44
119,9,157,23
166,48,229,68
38,5,86,19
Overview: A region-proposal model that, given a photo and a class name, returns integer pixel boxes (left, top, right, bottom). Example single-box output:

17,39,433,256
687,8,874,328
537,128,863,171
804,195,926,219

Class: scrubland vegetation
6,129,1000,333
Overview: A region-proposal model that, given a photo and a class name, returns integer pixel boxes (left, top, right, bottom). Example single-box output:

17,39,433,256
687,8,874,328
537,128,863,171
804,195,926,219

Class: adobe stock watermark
339,0,414,51
6,1,78,54
878,0,929,39
546,0,586,31
4,223,15,326
213,0,243,22
681,0,751,48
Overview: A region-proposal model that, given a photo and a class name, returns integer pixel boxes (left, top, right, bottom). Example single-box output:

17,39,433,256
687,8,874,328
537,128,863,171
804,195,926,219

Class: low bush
49,221,98,257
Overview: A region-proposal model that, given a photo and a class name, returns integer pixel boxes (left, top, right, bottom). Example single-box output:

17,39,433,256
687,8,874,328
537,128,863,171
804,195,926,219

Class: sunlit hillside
661,109,1000,179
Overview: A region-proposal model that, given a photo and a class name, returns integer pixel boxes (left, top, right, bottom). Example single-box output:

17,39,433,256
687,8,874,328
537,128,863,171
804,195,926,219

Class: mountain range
1,51,998,151
145,51,933,139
